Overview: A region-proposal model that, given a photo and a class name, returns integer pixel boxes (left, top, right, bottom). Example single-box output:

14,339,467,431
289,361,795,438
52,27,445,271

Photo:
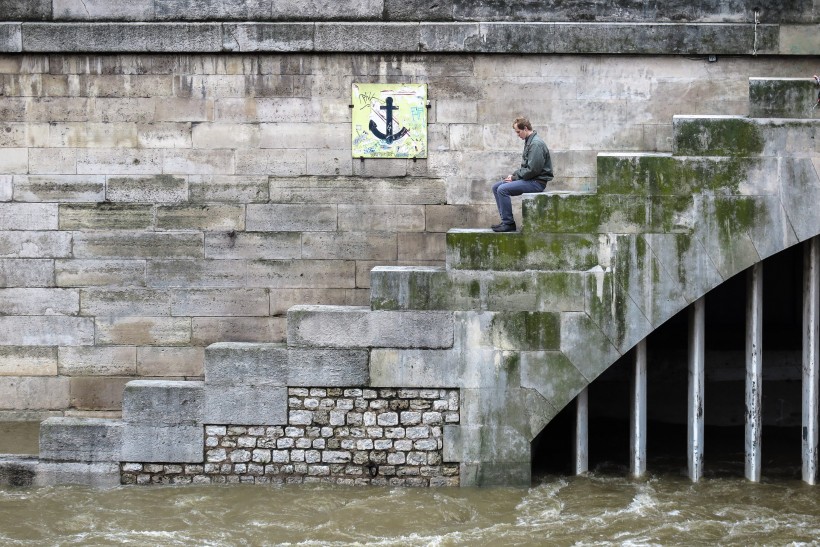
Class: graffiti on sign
351,83,427,159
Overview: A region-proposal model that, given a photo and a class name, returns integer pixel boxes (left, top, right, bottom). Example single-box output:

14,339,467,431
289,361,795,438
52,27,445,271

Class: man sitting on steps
491,116,554,232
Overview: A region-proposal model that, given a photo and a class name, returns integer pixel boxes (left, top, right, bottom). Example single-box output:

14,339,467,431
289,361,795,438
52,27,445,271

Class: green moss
490,311,560,350
674,118,764,156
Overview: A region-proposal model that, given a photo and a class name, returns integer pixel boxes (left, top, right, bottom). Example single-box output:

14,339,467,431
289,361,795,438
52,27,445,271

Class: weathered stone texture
23,24,224,53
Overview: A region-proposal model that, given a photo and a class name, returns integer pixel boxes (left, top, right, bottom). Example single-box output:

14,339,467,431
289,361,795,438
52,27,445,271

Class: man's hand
504,175,513,182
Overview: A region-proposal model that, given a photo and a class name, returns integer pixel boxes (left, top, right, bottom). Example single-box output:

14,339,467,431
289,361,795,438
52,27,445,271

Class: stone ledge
11,22,790,54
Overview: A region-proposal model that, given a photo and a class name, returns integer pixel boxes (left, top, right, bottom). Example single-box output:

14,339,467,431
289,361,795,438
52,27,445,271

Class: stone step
749,77,820,119
594,153,773,196
672,115,820,157
445,229,599,272
286,304,454,349
369,265,585,313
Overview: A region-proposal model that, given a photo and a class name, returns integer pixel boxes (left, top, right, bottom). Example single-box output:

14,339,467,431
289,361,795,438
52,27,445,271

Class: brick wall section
121,387,460,486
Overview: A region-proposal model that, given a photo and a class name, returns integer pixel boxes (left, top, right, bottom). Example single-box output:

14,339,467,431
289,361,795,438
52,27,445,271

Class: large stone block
80,288,174,317
0,148,27,173
204,342,288,386
39,417,123,462
302,232,397,260
15,175,106,203
0,203,58,231
122,380,204,425
0,288,79,316
58,346,137,376
73,232,203,259
271,0,382,20
205,231,301,260
749,77,820,119
69,376,132,410
136,346,204,377
35,461,121,488
0,456,37,487
121,424,204,463
223,23,315,52
170,288,270,317
22,23,224,52
0,317,94,346
287,348,370,386
95,317,192,346
53,0,153,20
155,204,245,231
59,203,153,230
0,24,22,53
56,259,147,287
147,259,355,289
189,174,268,203
235,149,306,175
0,346,58,376
315,23,420,52
246,203,337,232
370,348,460,388
204,384,287,425
0,259,55,287
0,377,71,410
287,305,454,349
154,0,272,20
192,317,286,345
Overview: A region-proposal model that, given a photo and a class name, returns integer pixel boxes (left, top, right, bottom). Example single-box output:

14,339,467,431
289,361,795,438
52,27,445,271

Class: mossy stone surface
673,117,764,157
489,311,560,351
447,231,599,271
749,78,820,119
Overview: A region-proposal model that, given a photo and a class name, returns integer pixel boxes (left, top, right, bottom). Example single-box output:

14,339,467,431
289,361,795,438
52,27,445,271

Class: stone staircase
2,77,818,488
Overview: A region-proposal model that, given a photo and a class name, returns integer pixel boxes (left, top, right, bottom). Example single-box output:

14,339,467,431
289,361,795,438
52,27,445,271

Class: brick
147,259,353,288
0,259,54,287
192,317,286,345
72,232,203,259
0,231,72,258
95,317,192,346
69,376,132,410
58,346,137,376
205,231,301,260
0,377,71,410
0,346,58,376
0,317,94,346
0,288,79,315
59,203,153,230
137,346,204,377
156,204,245,231
189,175,269,203
0,203,57,230
302,232,397,260
55,259,146,287
14,175,106,202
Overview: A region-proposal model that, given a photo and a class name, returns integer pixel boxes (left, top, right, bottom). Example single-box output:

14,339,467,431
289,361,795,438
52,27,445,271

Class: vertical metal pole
745,262,763,482
688,297,705,482
575,387,589,475
803,237,820,485
631,340,647,478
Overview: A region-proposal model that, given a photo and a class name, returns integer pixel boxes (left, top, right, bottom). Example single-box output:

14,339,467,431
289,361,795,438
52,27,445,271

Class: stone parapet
1,22,797,55
38,417,123,462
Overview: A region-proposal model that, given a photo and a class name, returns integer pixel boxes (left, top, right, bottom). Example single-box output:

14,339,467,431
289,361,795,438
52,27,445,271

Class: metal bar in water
630,339,647,478
803,237,819,485
688,298,705,482
575,387,589,475
746,262,763,482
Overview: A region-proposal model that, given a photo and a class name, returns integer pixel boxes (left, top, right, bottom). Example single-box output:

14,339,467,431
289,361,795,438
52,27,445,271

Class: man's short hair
512,117,532,130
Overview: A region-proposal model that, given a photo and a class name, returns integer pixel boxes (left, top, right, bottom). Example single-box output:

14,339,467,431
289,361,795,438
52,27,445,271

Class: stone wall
1,52,819,417
121,387,460,486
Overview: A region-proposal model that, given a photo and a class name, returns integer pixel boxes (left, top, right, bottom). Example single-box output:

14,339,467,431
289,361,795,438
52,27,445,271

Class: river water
1,471,818,545
1,422,819,545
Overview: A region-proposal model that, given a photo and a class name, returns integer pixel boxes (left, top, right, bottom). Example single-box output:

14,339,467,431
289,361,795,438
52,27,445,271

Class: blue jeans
492,179,546,226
